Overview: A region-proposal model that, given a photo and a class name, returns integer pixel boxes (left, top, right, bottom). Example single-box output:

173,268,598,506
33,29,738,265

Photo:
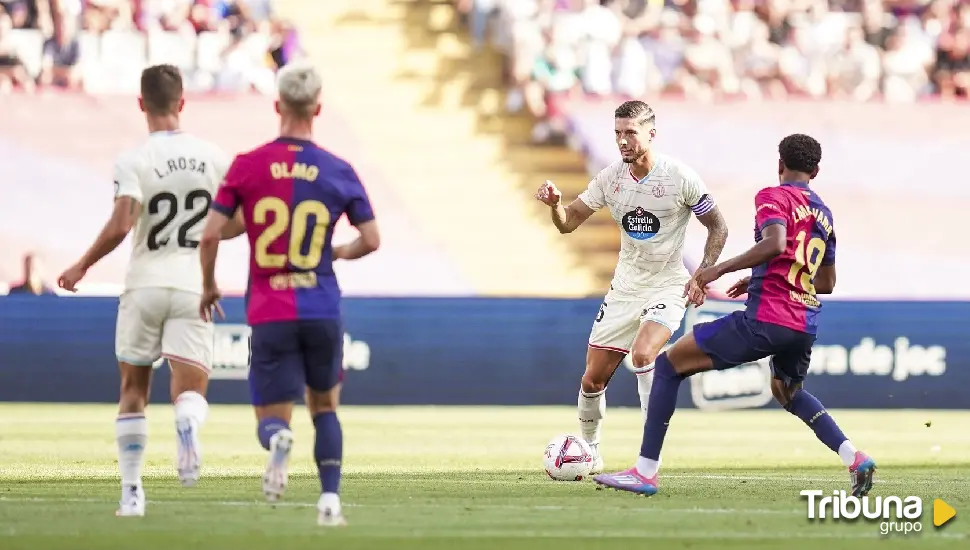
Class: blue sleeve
343,165,375,226
822,231,836,266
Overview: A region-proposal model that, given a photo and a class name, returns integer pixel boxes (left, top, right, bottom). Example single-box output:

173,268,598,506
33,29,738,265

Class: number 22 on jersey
253,197,331,269
786,230,826,294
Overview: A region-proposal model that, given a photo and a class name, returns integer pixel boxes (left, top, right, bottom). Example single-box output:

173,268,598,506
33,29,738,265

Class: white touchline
0,496,799,514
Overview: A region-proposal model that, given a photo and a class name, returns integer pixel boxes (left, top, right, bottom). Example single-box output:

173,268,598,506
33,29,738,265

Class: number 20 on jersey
252,197,331,270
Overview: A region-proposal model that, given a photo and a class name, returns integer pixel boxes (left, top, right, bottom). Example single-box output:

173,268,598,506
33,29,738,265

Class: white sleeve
113,151,143,203
577,168,609,211
212,146,233,183
679,164,715,216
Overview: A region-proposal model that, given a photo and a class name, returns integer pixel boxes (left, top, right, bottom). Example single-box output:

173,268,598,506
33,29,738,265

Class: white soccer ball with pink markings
543,434,594,481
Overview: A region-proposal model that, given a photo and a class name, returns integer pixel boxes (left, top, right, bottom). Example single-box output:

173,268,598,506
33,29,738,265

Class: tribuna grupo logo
801,490,957,536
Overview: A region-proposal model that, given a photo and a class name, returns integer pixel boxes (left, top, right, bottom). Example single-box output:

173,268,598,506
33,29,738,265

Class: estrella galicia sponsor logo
621,207,660,240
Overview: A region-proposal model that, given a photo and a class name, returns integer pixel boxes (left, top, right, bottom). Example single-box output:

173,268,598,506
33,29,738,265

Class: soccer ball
543,434,594,481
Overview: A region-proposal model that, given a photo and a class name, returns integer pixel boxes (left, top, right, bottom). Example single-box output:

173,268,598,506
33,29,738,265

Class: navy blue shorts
248,319,344,406
692,310,816,386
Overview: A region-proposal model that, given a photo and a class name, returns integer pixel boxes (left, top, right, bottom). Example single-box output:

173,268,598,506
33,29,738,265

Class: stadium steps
273,0,599,296
403,0,622,295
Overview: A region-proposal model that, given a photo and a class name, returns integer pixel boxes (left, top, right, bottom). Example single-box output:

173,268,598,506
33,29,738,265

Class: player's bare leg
594,332,712,495
168,359,210,487
578,347,625,473
770,378,876,496
116,362,152,517
253,402,296,501
307,384,346,527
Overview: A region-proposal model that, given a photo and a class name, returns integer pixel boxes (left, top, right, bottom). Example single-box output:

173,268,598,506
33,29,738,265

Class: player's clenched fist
535,180,562,207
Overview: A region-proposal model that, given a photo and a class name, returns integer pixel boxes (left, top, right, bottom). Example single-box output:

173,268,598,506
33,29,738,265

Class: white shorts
588,286,687,354
115,288,213,372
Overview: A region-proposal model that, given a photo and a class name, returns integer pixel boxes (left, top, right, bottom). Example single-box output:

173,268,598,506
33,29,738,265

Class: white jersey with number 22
578,153,715,298
113,131,231,294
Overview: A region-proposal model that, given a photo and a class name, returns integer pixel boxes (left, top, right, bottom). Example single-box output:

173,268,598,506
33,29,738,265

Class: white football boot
263,429,294,502
175,417,201,487
116,484,145,517
317,494,347,527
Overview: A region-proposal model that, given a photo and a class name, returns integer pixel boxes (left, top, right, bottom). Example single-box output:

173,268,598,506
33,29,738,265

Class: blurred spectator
932,27,970,98
0,10,36,92
2,0,52,33
7,253,56,296
458,0,970,142
83,0,134,33
0,0,301,94
40,13,81,89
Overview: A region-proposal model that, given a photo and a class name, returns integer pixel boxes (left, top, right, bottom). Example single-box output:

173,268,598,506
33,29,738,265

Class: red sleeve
754,187,787,231
212,155,248,217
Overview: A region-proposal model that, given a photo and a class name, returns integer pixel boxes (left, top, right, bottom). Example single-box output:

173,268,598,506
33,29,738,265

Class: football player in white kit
57,65,243,517
535,101,728,472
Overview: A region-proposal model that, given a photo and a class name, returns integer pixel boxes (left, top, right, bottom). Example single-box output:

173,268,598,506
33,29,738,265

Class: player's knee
771,378,800,409
307,385,340,416
118,387,148,413
580,372,608,394
630,348,659,369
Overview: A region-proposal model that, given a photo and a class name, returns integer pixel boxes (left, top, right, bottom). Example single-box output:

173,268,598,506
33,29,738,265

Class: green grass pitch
0,404,967,549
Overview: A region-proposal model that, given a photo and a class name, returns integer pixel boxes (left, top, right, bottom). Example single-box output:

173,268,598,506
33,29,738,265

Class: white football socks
838,440,858,467
636,369,654,422
319,492,341,513
116,414,148,487
636,456,660,478
578,388,606,451
174,390,209,428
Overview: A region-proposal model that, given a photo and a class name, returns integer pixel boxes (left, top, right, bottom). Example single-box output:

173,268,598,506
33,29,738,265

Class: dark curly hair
778,134,821,174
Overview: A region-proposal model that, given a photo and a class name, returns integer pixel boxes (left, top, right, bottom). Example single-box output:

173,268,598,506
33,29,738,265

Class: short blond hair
276,61,322,118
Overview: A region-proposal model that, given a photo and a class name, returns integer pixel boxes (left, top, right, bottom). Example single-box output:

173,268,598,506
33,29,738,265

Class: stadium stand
0,0,303,94
449,0,970,297
0,0,600,297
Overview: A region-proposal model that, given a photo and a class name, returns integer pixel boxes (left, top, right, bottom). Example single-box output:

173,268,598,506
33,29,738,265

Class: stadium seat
196,31,230,74
77,31,100,71
8,29,43,79
148,31,197,71
88,31,148,93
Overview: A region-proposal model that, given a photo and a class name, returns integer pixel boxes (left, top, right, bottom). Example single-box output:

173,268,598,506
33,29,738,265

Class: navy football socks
313,412,343,494
785,390,848,452
639,352,684,460
257,417,289,451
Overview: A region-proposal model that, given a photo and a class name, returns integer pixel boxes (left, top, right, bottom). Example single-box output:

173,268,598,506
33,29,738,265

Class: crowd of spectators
0,0,304,94
455,0,970,141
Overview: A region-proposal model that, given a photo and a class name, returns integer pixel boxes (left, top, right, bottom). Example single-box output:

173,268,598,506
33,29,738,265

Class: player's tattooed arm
714,223,786,277
695,205,729,269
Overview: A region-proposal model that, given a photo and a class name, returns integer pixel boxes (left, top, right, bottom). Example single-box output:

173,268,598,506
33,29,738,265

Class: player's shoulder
114,140,152,170
309,144,356,172
180,133,226,156
595,160,627,183
654,152,701,182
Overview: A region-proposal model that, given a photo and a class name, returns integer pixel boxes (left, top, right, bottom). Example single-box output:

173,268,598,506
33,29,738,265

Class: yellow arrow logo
933,499,956,527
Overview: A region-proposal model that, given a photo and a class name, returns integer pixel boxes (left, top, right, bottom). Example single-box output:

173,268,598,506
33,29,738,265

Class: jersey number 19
253,197,331,270
786,230,826,294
